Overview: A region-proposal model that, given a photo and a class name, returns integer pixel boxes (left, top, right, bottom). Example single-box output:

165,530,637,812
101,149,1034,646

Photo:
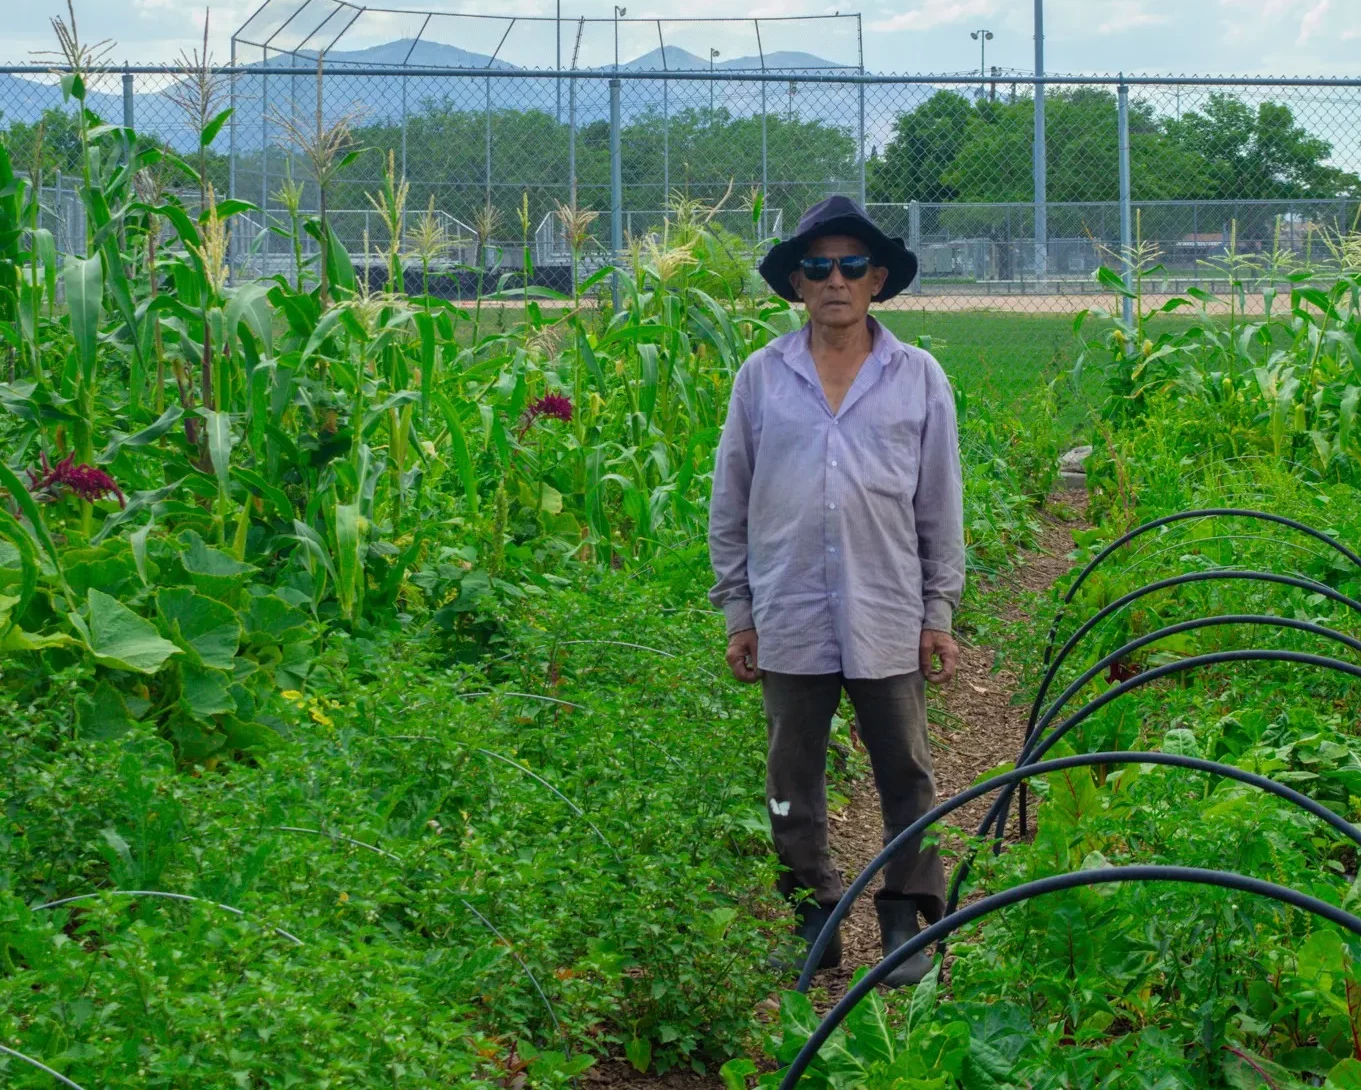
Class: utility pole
970,29,993,102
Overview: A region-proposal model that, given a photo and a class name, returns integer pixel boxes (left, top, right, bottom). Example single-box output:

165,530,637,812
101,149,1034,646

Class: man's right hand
726,629,762,683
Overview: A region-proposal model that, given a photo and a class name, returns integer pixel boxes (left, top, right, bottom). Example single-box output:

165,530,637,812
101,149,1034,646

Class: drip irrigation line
784,866,1361,1090
796,749,1361,994
270,827,567,1050
1030,570,1361,748
1114,532,1336,580
476,748,624,865
273,826,403,862
1040,508,1361,669
556,638,721,680
0,1044,91,1090
1019,614,1361,833
459,898,564,1046
33,890,305,945
970,649,1361,905
455,690,592,710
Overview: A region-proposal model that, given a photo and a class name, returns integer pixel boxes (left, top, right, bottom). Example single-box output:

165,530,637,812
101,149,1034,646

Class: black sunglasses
799,254,873,281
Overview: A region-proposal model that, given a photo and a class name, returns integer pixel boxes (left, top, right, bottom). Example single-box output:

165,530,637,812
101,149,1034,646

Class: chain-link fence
2,58,1359,311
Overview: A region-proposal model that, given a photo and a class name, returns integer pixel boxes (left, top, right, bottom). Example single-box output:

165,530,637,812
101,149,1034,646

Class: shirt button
830,460,838,467
827,502,836,510
828,546,836,553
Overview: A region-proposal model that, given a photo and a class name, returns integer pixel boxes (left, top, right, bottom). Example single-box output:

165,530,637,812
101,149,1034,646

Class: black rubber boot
874,893,934,988
769,902,843,975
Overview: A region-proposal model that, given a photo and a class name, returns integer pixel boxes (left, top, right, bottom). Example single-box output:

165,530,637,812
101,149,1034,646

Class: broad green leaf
1326,1058,1361,1089
76,678,137,740
623,1037,651,1074
434,392,479,513
221,715,284,754
333,500,364,620
719,1058,756,1090
225,281,274,357
179,661,235,717
177,531,257,596
200,409,235,496
156,586,241,670
72,588,182,674
842,972,895,1067
64,255,103,385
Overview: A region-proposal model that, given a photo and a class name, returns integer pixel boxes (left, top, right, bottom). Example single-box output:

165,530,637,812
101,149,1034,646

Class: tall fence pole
1033,0,1048,281
401,75,408,180
857,82,867,206
610,78,623,310
261,65,270,263
663,78,669,208
568,76,577,209
228,39,238,276
1118,76,1134,336
761,79,769,239
909,199,922,295
484,76,493,211
121,68,134,129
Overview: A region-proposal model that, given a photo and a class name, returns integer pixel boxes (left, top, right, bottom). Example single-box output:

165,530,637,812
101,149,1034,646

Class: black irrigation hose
1040,509,1361,670
1017,571,1361,835
783,866,1361,1090
1018,614,1361,834
952,651,1361,920
795,749,1361,994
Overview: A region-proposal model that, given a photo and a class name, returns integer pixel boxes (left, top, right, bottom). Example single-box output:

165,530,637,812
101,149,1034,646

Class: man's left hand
920,628,959,685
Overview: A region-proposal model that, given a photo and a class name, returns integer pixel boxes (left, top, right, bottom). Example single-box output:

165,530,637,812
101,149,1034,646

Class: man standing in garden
708,195,965,986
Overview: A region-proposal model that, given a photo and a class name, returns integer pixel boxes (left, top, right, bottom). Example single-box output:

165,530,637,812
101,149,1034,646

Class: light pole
970,29,993,101
709,48,720,115
556,0,561,121
614,6,626,72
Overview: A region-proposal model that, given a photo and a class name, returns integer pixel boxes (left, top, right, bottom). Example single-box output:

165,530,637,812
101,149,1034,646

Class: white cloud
1297,0,1331,42
869,0,996,35
1095,1,1169,34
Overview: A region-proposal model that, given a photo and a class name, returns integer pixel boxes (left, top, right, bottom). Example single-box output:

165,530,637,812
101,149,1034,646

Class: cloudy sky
2,0,1358,76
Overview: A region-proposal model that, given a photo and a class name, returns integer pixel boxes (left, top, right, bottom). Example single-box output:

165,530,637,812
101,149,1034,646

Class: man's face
789,234,888,330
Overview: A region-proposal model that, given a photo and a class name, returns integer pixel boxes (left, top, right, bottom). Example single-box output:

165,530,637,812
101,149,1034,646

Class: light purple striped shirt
707,318,965,679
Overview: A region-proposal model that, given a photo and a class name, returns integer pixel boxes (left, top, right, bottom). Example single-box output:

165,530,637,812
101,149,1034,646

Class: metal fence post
1117,76,1133,335
610,77,623,310
261,65,270,265
857,81,867,207
122,68,134,130
401,75,408,180
663,78,669,208
909,199,922,294
761,79,769,239
568,76,577,209
228,38,237,274
1032,0,1047,282
484,75,493,211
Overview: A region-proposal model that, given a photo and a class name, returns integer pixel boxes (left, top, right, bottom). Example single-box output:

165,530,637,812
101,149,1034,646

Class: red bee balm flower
519,394,574,435
27,453,126,508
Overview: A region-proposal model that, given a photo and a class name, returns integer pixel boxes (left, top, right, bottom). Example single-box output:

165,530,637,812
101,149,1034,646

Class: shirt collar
780,316,904,417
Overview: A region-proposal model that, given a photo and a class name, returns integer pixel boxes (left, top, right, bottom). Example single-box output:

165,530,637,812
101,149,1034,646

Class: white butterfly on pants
769,799,791,817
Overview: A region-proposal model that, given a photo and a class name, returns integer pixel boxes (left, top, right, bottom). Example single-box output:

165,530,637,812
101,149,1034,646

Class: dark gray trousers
762,670,945,921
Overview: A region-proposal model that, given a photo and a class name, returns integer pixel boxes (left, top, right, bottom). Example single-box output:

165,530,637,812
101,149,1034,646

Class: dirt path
587,500,1085,1087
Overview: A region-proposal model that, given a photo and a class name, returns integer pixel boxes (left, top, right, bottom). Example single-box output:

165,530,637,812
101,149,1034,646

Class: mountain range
0,38,928,153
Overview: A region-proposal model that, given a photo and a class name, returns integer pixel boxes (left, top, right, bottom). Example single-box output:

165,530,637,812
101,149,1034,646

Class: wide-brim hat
758,194,917,304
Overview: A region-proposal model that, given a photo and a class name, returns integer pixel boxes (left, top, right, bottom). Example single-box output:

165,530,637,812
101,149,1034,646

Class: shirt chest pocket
862,418,923,498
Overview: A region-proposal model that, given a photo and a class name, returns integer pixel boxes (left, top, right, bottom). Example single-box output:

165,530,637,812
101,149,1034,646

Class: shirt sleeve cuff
723,598,755,636
922,598,953,634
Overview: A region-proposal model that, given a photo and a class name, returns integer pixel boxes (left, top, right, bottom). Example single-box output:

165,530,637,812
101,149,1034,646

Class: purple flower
28,453,126,508
519,394,574,435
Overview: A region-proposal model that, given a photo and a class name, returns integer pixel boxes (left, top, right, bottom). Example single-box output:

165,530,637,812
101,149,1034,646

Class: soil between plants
586,499,1086,1088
